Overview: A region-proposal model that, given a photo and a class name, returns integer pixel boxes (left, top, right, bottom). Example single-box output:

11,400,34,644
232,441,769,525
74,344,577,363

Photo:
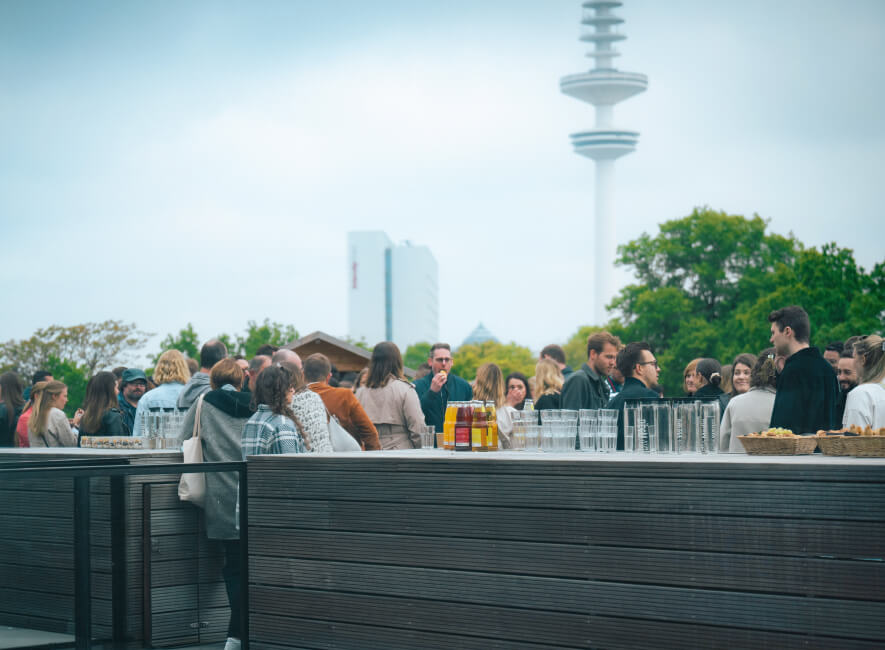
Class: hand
72,408,84,427
430,371,449,393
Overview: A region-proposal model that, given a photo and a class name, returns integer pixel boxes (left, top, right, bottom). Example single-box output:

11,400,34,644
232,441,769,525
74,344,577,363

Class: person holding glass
355,342,424,450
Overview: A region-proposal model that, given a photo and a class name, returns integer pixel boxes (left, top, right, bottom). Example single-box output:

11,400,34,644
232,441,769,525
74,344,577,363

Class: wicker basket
816,436,853,456
843,436,885,457
738,435,818,455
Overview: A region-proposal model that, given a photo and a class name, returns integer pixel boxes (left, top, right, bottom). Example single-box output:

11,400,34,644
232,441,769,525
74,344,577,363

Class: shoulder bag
178,395,206,507
325,406,361,452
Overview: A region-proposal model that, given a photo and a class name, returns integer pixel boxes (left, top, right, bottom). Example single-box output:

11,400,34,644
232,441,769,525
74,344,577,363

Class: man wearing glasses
414,343,473,436
606,342,661,449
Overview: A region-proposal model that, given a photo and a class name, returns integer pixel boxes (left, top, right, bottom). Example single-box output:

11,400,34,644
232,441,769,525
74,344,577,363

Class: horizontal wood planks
247,455,885,649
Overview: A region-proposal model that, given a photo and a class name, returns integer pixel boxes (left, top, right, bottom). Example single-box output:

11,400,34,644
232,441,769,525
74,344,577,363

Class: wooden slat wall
247,456,885,649
0,451,228,647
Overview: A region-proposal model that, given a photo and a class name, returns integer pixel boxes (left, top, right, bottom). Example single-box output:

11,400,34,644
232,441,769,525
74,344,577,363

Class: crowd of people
1,305,883,457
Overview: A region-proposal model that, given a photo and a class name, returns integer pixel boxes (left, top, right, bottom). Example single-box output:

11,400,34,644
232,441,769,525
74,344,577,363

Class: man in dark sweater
414,342,473,435
768,305,839,433
560,332,620,410
606,342,661,450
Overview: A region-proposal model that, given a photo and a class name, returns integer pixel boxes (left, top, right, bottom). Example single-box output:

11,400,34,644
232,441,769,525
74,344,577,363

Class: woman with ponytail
693,358,730,413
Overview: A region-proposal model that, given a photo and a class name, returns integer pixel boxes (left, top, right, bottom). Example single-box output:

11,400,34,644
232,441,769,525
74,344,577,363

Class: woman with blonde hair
133,350,191,436
683,358,702,396
533,359,563,411
473,363,517,448
355,342,424,450
843,335,885,429
28,380,80,447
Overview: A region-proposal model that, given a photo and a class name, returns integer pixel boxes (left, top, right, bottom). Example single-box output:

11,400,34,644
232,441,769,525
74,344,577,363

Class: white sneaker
224,638,241,650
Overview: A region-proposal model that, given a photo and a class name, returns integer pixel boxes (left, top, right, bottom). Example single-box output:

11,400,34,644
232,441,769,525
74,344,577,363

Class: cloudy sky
2,0,883,361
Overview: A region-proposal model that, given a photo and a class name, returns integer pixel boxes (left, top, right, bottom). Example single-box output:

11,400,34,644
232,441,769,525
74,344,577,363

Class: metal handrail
0,459,249,650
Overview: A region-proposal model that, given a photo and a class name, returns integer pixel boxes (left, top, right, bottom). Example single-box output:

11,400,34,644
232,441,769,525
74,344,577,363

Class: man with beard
561,331,621,410
768,305,839,433
836,352,859,423
118,368,148,434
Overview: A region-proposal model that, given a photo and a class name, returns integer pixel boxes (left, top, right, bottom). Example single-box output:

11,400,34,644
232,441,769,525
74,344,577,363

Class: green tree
236,319,299,358
610,208,884,395
0,320,150,380
153,323,201,364
403,342,432,370
451,341,536,382
44,355,90,417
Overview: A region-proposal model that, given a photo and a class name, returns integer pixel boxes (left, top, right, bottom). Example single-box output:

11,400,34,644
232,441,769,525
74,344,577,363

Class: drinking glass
420,425,435,449
700,402,720,454
597,409,618,453
579,410,597,452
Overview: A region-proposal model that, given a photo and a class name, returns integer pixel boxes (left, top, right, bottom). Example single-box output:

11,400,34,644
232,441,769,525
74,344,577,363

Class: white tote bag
326,407,361,452
178,395,207,507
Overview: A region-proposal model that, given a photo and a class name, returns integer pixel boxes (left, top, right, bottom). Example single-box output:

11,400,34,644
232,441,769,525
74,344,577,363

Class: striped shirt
241,405,306,458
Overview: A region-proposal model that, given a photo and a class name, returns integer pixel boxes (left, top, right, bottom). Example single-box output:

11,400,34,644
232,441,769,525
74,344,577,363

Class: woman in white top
473,363,515,448
28,380,81,447
843,335,885,430
355,342,424,450
720,349,778,453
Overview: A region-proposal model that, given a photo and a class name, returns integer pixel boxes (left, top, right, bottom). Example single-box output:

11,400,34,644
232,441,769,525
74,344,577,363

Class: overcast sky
2,0,883,362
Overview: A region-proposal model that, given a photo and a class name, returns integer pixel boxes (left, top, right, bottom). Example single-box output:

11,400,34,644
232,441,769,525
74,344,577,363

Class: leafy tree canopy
608,207,883,395
0,320,150,380
153,319,299,361
403,342,432,371
451,341,536,382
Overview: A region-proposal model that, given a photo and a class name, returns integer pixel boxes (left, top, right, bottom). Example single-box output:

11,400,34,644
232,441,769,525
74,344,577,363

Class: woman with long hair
178,358,255,650
533,359,563,411
843,335,885,429
473,363,517,448
15,381,46,448
0,372,25,447
28,380,79,447
730,353,756,397
79,371,128,436
280,361,333,453
133,350,191,436
241,365,308,456
720,349,778,452
504,372,531,410
355,342,424,449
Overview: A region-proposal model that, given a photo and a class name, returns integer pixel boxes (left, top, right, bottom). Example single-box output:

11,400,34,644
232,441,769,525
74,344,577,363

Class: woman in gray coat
720,349,778,453
179,358,254,650
356,342,425,449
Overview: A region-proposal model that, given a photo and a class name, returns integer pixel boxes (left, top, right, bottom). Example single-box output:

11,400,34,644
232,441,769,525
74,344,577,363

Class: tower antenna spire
560,1,647,324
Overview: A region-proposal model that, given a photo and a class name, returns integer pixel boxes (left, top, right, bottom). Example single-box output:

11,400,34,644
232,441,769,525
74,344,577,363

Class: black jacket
79,408,129,437
694,384,730,415
0,404,23,447
607,377,660,450
770,347,839,433
561,363,610,411
535,392,561,411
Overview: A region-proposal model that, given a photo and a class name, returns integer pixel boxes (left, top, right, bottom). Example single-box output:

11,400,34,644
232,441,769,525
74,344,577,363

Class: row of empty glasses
509,409,618,452
507,401,721,454
139,407,188,449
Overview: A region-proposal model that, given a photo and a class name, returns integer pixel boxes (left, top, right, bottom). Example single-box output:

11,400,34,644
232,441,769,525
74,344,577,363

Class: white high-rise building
347,231,439,351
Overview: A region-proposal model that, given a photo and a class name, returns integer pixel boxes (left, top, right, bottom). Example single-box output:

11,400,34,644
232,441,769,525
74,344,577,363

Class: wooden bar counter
246,451,885,650
0,448,229,647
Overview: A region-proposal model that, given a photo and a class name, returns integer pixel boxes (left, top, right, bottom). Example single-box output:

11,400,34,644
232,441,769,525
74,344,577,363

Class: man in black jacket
606,342,661,449
414,343,473,435
561,332,620,411
768,305,839,433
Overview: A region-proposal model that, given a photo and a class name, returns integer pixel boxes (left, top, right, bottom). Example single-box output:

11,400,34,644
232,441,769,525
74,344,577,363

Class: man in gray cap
118,368,147,434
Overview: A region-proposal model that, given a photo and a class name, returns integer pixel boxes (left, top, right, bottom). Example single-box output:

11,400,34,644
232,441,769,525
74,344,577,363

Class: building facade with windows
347,231,439,352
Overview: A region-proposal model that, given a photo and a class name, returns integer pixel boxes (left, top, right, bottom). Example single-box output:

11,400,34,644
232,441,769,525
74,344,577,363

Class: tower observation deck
560,0,647,324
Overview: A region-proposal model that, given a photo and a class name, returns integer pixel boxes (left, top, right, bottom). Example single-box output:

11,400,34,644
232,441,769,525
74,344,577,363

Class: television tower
560,1,647,324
